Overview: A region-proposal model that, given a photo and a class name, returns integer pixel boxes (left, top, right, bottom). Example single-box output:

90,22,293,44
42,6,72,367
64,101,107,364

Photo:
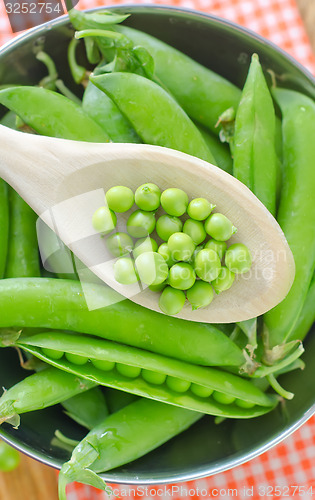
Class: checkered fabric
0,0,314,497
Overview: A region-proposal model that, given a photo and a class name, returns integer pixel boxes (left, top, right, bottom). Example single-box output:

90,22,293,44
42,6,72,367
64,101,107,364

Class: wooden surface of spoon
0,124,295,323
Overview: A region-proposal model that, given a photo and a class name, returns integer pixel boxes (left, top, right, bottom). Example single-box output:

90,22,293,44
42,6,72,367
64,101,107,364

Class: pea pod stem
0,278,245,367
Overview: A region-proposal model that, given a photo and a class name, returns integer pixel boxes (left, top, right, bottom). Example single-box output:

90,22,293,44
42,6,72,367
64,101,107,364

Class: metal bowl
0,5,314,484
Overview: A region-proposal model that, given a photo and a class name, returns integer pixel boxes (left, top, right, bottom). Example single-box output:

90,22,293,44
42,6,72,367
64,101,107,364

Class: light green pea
160,188,189,216
142,369,167,385
91,359,115,371
212,391,236,405
133,237,158,259
183,219,207,245
166,376,191,393
65,352,89,365
159,286,186,315
106,232,133,257
235,398,255,409
168,232,195,262
225,243,252,274
204,239,227,260
127,209,156,238
105,186,134,212
158,243,177,267
135,252,168,286
187,198,215,221
114,257,139,285
212,266,235,294
42,347,64,360
135,183,161,211
149,282,168,292
204,213,236,241
92,206,116,234
116,363,141,378
191,383,213,398
156,214,183,241
194,248,221,281
186,281,214,310
169,263,196,290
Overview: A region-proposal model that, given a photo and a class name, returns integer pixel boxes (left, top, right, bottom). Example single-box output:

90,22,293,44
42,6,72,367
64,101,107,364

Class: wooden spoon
0,125,295,323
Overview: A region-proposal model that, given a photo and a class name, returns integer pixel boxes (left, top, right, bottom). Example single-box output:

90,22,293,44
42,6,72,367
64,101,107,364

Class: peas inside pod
92,183,252,315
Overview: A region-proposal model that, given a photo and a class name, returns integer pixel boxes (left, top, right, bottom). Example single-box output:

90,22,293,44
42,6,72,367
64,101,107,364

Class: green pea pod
105,388,138,413
0,180,9,278
17,330,277,412
264,89,315,350
289,273,315,342
90,72,216,164
58,398,203,499
5,188,40,278
0,87,110,142
0,366,96,427
62,386,108,430
69,11,241,134
233,54,277,215
82,82,140,143
196,124,233,173
0,278,245,367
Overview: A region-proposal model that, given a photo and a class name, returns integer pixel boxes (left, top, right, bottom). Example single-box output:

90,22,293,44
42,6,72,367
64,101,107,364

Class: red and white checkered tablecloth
0,0,314,498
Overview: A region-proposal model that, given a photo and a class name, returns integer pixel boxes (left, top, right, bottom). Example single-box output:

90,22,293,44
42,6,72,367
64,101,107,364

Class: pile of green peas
92,183,252,315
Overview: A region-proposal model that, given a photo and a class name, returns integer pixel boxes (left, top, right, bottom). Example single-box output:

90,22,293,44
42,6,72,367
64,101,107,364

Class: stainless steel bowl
0,5,314,484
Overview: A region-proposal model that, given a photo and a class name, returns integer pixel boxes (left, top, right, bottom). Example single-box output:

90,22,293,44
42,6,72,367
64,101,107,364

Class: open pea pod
17,331,278,419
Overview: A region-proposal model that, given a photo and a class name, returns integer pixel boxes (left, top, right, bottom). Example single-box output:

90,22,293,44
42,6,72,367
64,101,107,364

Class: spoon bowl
0,124,295,322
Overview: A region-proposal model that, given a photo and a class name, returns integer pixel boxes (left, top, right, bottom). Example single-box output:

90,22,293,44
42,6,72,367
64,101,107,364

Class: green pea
225,243,252,274
186,281,214,310
159,286,186,315
127,209,156,238
133,237,158,259
204,239,227,260
0,441,20,472
156,214,183,241
168,232,195,262
169,263,196,290
160,188,189,216
149,282,168,292
91,359,115,371
212,391,236,405
92,206,116,234
183,219,207,245
65,352,89,365
204,213,236,241
235,398,255,409
135,183,161,211
106,232,133,257
187,198,215,221
166,376,191,393
212,266,235,294
191,383,213,398
116,363,141,378
142,369,167,385
194,248,221,281
158,243,177,267
105,186,134,213
114,257,139,285
135,252,168,286
42,347,64,360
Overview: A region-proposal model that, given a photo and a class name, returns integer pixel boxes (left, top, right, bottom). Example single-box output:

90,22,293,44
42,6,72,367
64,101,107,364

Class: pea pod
233,54,277,215
0,366,96,427
0,278,245,367
263,89,315,350
82,81,141,143
0,179,9,278
14,331,277,417
105,388,138,413
90,72,216,164
5,188,40,278
0,87,110,142
62,386,109,430
196,124,233,173
58,398,203,499
289,273,315,342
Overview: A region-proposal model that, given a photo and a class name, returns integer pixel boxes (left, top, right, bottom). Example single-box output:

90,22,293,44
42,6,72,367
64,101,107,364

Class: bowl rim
0,3,314,485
